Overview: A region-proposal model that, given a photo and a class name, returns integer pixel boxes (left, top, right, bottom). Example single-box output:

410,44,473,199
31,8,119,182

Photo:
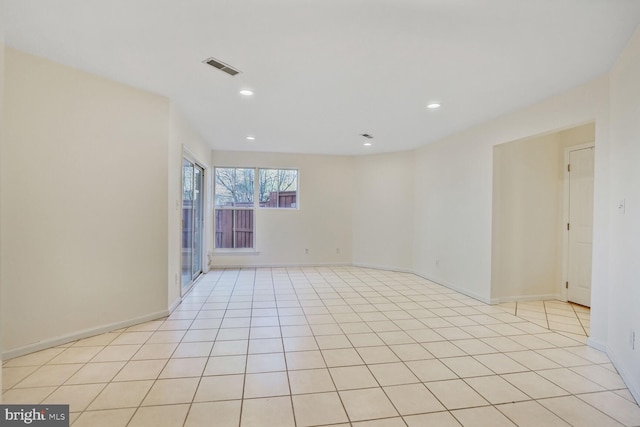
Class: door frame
561,142,595,303
181,146,210,296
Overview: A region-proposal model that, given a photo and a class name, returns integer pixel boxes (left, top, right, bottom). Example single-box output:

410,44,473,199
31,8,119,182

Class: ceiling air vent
361,133,374,139
203,57,241,76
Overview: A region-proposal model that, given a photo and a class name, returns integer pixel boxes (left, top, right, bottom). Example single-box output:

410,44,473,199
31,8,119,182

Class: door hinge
567,223,570,231
567,164,571,172
566,281,569,289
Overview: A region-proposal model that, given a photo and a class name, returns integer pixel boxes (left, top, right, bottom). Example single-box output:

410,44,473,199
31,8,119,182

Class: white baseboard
586,336,607,352
605,348,640,405
2,309,170,360
210,261,352,269
492,293,562,304
411,272,493,304
168,297,182,314
351,263,413,274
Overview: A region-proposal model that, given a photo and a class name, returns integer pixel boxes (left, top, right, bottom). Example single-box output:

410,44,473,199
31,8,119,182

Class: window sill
213,250,261,256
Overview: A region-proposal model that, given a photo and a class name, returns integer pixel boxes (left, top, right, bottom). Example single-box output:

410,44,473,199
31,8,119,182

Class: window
214,167,299,250
259,168,298,208
214,168,254,249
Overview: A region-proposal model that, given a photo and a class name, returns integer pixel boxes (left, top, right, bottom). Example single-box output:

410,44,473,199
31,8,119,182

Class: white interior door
567,146,594,306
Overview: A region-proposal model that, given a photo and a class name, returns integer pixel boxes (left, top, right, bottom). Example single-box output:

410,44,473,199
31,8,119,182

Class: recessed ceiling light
239,89,254,96
246,136,255,141
363,142,372,146
427,103,441,109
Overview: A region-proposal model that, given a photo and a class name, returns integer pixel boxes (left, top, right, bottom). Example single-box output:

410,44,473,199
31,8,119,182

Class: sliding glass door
182,158,204,293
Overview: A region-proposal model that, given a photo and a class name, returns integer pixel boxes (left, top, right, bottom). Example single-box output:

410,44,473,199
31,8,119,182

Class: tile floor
498,300,591,341
3,267,640,427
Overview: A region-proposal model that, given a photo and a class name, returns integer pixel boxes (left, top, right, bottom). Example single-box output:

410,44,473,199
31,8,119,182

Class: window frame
258,168,299,210
213,167,256,251
213,166,300,252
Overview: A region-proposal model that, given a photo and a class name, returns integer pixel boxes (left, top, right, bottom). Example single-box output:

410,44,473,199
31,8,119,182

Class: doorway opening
491,123,595,306
181,157,205,294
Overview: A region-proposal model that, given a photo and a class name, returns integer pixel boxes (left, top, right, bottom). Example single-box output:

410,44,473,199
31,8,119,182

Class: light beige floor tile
536,368,605,394
240,396,295,427
288,368,336,394
65,361,125,385
441,356,494,378
347,333,385,347
244,371,290,398
465,375,529,404
330,365,378,390
130,343,176,361
285,350,326,370
384,383,445,415
185,400,241,427
570,364,627,389
142,377,199,405
110,332,153,345
15,364,83,388
1,386,57,404
128,404,189,427
3,348,65,367
113,359,166,381
173,341,214,358
249,327,281,340
49,346,104,364
282,336,318,352
451,405,516,427
356,346,400,364
217,328,250,340
42,383,106,412
502,371,569,399
577,391,640,427
452,339,497,355
473,353,527,374
539,395,624,427
211,340,248,356
352,417,406,426
204,355,247,376
506,350,561,370
389,343,433,361
72,408,136,427
497,401,572,427
292,392,349,426
88,380,154,410
339,387,399,421
368,362,419,386
404,411,463,427
127,320,164,332
425,379,488,410
422,341,467,358
378,331,415,345
2,366,39,389
71,333,120,347
159,357,207,378
406,359,457,382
316,334,353,349
182,329,218,342
147,330,187,343
248,338,284,354
194,374,244,402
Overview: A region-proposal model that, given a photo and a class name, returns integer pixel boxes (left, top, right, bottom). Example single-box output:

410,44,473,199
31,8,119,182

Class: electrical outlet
435,259,440,267
336,248,340,254
631,330,636,350
305,248,309,254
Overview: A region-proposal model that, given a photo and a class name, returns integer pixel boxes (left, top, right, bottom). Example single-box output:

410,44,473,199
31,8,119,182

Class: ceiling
5,1,640,155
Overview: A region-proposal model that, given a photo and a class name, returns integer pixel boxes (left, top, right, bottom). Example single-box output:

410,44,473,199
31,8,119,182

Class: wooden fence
215,209,254,248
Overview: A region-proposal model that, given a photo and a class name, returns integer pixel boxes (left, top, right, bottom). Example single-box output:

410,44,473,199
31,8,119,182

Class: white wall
1,48,171,355
352,151,414,271
0,0,6,399
412,76,609,305
210,150,353,267
607,27,640,402
168,104,211,308
491,124,595,301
